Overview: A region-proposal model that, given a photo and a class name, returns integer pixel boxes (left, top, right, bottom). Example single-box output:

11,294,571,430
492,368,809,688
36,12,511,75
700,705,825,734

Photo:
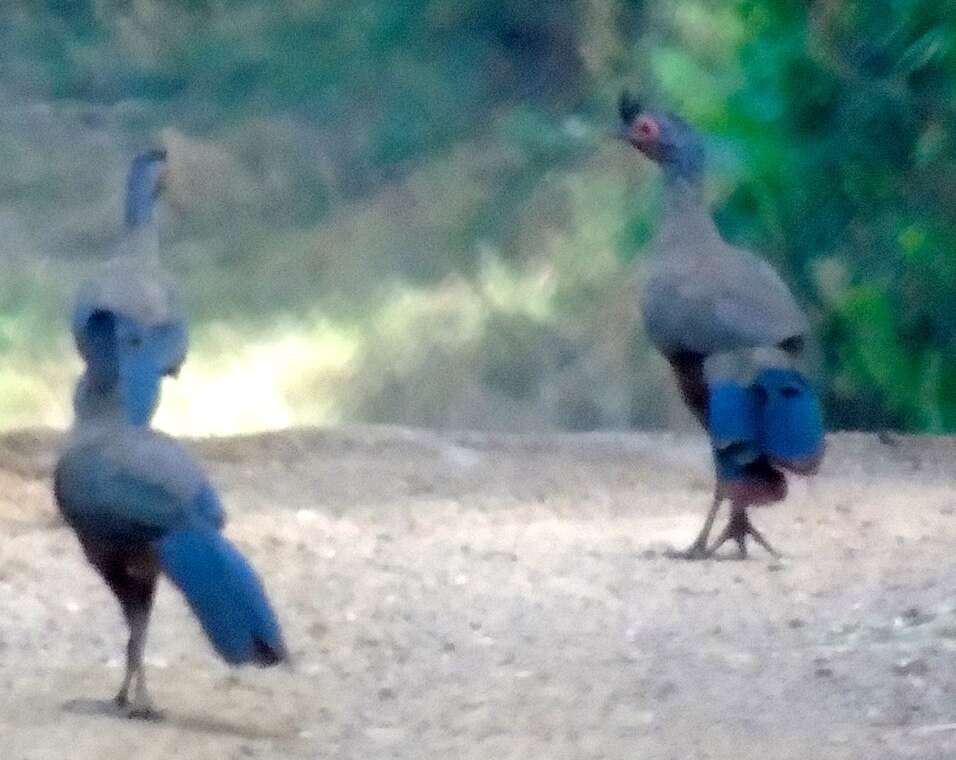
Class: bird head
125,149,168,228
616,91,705,180
79,309,184,426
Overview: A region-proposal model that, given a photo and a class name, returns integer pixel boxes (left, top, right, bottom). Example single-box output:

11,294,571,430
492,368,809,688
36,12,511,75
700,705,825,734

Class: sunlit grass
0,121,666,436
153,315,360,436
0,258,601,435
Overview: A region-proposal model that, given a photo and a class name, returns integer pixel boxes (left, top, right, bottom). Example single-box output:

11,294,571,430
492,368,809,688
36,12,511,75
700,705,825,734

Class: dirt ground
1,426,955,760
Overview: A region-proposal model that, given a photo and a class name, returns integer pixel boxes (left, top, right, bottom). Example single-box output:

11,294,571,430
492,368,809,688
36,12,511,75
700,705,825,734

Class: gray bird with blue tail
616,91,825,560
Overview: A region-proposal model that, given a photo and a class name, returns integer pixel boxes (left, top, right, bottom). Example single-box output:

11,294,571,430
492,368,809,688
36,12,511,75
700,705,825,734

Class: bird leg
665,493,723,560
707,502,779,559
115,595,162,720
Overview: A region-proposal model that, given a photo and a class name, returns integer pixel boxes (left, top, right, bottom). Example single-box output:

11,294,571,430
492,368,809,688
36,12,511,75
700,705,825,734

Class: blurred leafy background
0,0,954,434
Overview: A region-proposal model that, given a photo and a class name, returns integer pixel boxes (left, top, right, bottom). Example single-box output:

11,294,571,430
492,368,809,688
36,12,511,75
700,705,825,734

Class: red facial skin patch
634,115,660,143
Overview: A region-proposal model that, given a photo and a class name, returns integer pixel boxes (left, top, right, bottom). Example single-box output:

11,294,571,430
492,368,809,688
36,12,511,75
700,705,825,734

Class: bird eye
129,335,143,348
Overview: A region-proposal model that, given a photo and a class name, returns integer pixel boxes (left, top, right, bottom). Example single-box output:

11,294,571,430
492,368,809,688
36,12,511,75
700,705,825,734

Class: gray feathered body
639,182,823,504
641,196,807,360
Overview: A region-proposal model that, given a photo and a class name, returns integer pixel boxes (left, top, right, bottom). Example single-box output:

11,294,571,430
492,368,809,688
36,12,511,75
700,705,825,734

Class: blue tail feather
755,368,824,469
708,382,759,450
157,527,286,666
708,382,760,481
708,369,824,483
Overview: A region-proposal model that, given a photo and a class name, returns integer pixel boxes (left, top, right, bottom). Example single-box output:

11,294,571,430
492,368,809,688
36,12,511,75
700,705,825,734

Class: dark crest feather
618,90,642,124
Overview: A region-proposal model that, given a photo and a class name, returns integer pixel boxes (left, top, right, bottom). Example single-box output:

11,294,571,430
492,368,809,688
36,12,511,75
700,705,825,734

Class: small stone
364,727,407,745
723,652,757,670
830,622,859,636
788,618,805,629
378,687,396,701
893,658,929,676
899,607,935,627
655,681,678,699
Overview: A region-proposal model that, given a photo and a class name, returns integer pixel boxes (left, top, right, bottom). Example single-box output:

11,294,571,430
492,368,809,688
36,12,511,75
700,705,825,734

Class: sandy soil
1,426,955,759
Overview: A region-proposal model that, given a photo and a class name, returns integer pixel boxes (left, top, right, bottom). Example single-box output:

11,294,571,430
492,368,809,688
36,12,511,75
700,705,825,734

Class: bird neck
657,170,717,250
119,222,160,263
72,371,157,430
125,160,162,228
72,373,127,427
123,159,162,262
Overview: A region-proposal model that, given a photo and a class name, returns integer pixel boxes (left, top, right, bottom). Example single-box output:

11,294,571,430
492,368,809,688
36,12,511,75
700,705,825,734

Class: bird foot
125,704,164,721
664,540,712,561
709,509,780,560
665,509,780,561
115,691,163,721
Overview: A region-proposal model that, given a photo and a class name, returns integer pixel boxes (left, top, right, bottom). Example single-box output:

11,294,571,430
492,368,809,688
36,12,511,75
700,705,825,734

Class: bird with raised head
72,149,187,385
617,91,825,559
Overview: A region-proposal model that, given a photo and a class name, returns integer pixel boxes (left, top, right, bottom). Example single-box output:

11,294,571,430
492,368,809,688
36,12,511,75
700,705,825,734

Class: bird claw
125,704,164,721
665,508,780,561
115,689,162,721
708,510,780,560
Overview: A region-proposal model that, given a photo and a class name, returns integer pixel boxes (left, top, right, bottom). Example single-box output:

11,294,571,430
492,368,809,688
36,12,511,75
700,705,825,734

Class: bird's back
55,421,214,544
640,233,808,359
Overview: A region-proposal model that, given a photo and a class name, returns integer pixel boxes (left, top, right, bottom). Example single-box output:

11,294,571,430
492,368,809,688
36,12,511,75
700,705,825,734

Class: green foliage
1,0,955,432
725,0,956,431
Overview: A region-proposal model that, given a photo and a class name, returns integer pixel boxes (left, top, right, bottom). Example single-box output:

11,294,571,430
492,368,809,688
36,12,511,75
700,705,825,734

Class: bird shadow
62,698,295,741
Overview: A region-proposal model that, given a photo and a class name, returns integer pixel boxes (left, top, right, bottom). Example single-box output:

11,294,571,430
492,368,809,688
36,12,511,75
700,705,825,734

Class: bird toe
125,702,164,721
